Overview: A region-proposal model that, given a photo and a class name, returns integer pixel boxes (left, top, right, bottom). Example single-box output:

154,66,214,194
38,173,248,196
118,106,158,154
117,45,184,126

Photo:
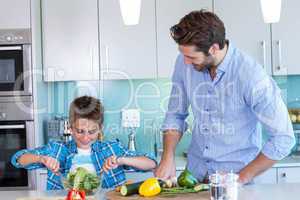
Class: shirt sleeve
11,140,67,170
11,145,49,170
244,68,295,160
112,140,157,171
161,54,190,134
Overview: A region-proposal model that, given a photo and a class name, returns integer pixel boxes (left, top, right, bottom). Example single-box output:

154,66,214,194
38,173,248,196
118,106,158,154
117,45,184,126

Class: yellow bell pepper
139,178,161,197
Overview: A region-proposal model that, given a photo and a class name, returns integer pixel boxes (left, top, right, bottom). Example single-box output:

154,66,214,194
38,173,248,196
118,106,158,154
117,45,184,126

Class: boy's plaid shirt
11,139,156,190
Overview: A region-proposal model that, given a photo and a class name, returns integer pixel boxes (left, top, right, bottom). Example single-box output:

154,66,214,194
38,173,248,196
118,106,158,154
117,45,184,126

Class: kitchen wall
39,78,193,156
38,75,300,156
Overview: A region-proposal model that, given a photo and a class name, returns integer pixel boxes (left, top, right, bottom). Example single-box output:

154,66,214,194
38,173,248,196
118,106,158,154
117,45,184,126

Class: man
155,10,295,184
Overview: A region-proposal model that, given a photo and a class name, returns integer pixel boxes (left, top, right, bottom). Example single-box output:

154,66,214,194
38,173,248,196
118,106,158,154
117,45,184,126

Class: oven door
0,45,32,96
0,121,36,190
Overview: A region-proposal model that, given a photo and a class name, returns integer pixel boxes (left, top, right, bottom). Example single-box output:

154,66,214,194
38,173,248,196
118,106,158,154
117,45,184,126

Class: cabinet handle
281,172,286,178
105,45,110,72
261,41,266,69
90,47,94,75
276,40,282,71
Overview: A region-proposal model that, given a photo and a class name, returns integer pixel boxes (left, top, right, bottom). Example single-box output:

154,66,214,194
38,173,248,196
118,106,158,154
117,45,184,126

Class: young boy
11,96,157,190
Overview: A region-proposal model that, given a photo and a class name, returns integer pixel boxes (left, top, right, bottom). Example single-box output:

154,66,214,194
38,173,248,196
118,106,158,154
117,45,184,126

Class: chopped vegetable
161,184,209,194
159,178,177,188
177,169,198,188
64,167,100,193
120,181,144,196
66,189,86,200
193,183,209,192
115,180,134,192
139,178,161,197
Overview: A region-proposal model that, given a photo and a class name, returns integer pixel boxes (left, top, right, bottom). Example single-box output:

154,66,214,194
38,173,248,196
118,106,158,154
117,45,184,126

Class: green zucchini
120,181,144,196
193,184,209,192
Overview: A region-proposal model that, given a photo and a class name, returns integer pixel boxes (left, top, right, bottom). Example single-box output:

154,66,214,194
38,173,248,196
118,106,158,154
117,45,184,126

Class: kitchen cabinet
254,167,300,184
99,0,157,80
125,170,184,182
156,0,213,78
126,171,153,182
271,0,300,75
253,168,277,184
42,0,99,81
215,0,300,76
277,167,300,183
214,0,272,75
0,0,31,29
36,169,47,191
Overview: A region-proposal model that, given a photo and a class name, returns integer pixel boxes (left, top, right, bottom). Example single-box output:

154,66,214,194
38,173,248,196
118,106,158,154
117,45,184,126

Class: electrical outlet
121,109,140,128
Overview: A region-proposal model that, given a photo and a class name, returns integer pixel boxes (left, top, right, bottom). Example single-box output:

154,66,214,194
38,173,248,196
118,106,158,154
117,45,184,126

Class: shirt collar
216,41,233,73
67,139,77,153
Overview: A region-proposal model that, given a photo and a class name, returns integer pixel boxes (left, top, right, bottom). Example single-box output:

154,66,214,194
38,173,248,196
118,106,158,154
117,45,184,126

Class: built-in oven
0,96,35,190
0,29,32,96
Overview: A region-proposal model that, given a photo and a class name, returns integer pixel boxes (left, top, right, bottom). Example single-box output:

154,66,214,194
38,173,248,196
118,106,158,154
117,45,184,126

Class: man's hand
103,156,121,172
154,130,182,180
238,153,276,184
154,157,176,180
238,169,253,184
39,155,60,174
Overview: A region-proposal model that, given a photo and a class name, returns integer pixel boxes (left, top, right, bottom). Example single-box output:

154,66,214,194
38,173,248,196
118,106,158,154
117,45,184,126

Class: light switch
121,109,140,128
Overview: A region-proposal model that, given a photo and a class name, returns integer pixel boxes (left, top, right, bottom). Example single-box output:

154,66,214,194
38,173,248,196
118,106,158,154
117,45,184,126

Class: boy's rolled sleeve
113,140,157,171
11,148,44,170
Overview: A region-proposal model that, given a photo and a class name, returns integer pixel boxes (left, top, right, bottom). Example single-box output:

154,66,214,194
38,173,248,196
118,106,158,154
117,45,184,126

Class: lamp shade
119,0,141,25
260,0,282,23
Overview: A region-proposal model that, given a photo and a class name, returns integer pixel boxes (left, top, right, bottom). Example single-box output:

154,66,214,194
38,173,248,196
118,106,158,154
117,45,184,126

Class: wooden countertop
106,190,210,200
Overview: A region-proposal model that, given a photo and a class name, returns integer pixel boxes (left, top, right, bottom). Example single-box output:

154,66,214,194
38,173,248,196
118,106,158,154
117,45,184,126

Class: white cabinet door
42,0,99,81
99,0,156,80
277,167,300,183
0,0,31,29
253,168,277,184
36,169,47,191
272,0,300,75
214,0,272,75
156,0,213,78
125,171,153,182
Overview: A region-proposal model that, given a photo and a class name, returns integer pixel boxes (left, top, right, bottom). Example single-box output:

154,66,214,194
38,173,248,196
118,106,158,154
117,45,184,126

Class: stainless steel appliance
0,89,36,190
0,29,32,97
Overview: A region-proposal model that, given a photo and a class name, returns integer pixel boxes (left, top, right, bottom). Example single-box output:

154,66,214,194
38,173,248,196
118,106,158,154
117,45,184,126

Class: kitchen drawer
36,169,48,191
125,170,184,182
253,168,277,184
125,171,153,182
277,167,300,183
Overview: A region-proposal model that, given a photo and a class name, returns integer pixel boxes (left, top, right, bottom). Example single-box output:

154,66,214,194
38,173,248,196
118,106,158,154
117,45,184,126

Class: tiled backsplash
39,75,300,156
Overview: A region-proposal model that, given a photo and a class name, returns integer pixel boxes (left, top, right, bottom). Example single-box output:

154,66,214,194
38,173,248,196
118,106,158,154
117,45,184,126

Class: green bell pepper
177,169,198,188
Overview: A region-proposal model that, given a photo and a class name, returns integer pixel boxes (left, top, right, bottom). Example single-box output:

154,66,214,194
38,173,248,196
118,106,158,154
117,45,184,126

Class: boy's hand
103,156,122,172
39,155,60,174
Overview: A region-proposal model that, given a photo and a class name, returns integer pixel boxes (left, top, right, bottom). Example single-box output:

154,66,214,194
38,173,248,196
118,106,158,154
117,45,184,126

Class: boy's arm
103,155,156,172
17,153,41,166
17,154,60,174
11,149,45,170
117,156,156,170
103,141,157,171
11,140,66,171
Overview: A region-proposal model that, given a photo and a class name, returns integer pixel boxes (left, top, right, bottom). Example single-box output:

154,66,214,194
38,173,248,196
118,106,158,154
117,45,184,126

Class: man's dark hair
69,95,104,128
170,9,226,55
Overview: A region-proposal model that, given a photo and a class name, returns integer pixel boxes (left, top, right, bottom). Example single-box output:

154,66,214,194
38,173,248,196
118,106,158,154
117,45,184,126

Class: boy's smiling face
71,118,100,149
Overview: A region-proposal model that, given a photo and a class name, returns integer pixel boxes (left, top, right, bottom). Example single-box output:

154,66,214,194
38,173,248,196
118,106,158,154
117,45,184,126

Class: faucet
128,127,137,152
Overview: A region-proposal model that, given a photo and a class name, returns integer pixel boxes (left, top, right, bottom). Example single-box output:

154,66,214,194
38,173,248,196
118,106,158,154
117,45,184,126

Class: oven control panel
0,112,6,120
0,29,31,45
0,100,33,121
